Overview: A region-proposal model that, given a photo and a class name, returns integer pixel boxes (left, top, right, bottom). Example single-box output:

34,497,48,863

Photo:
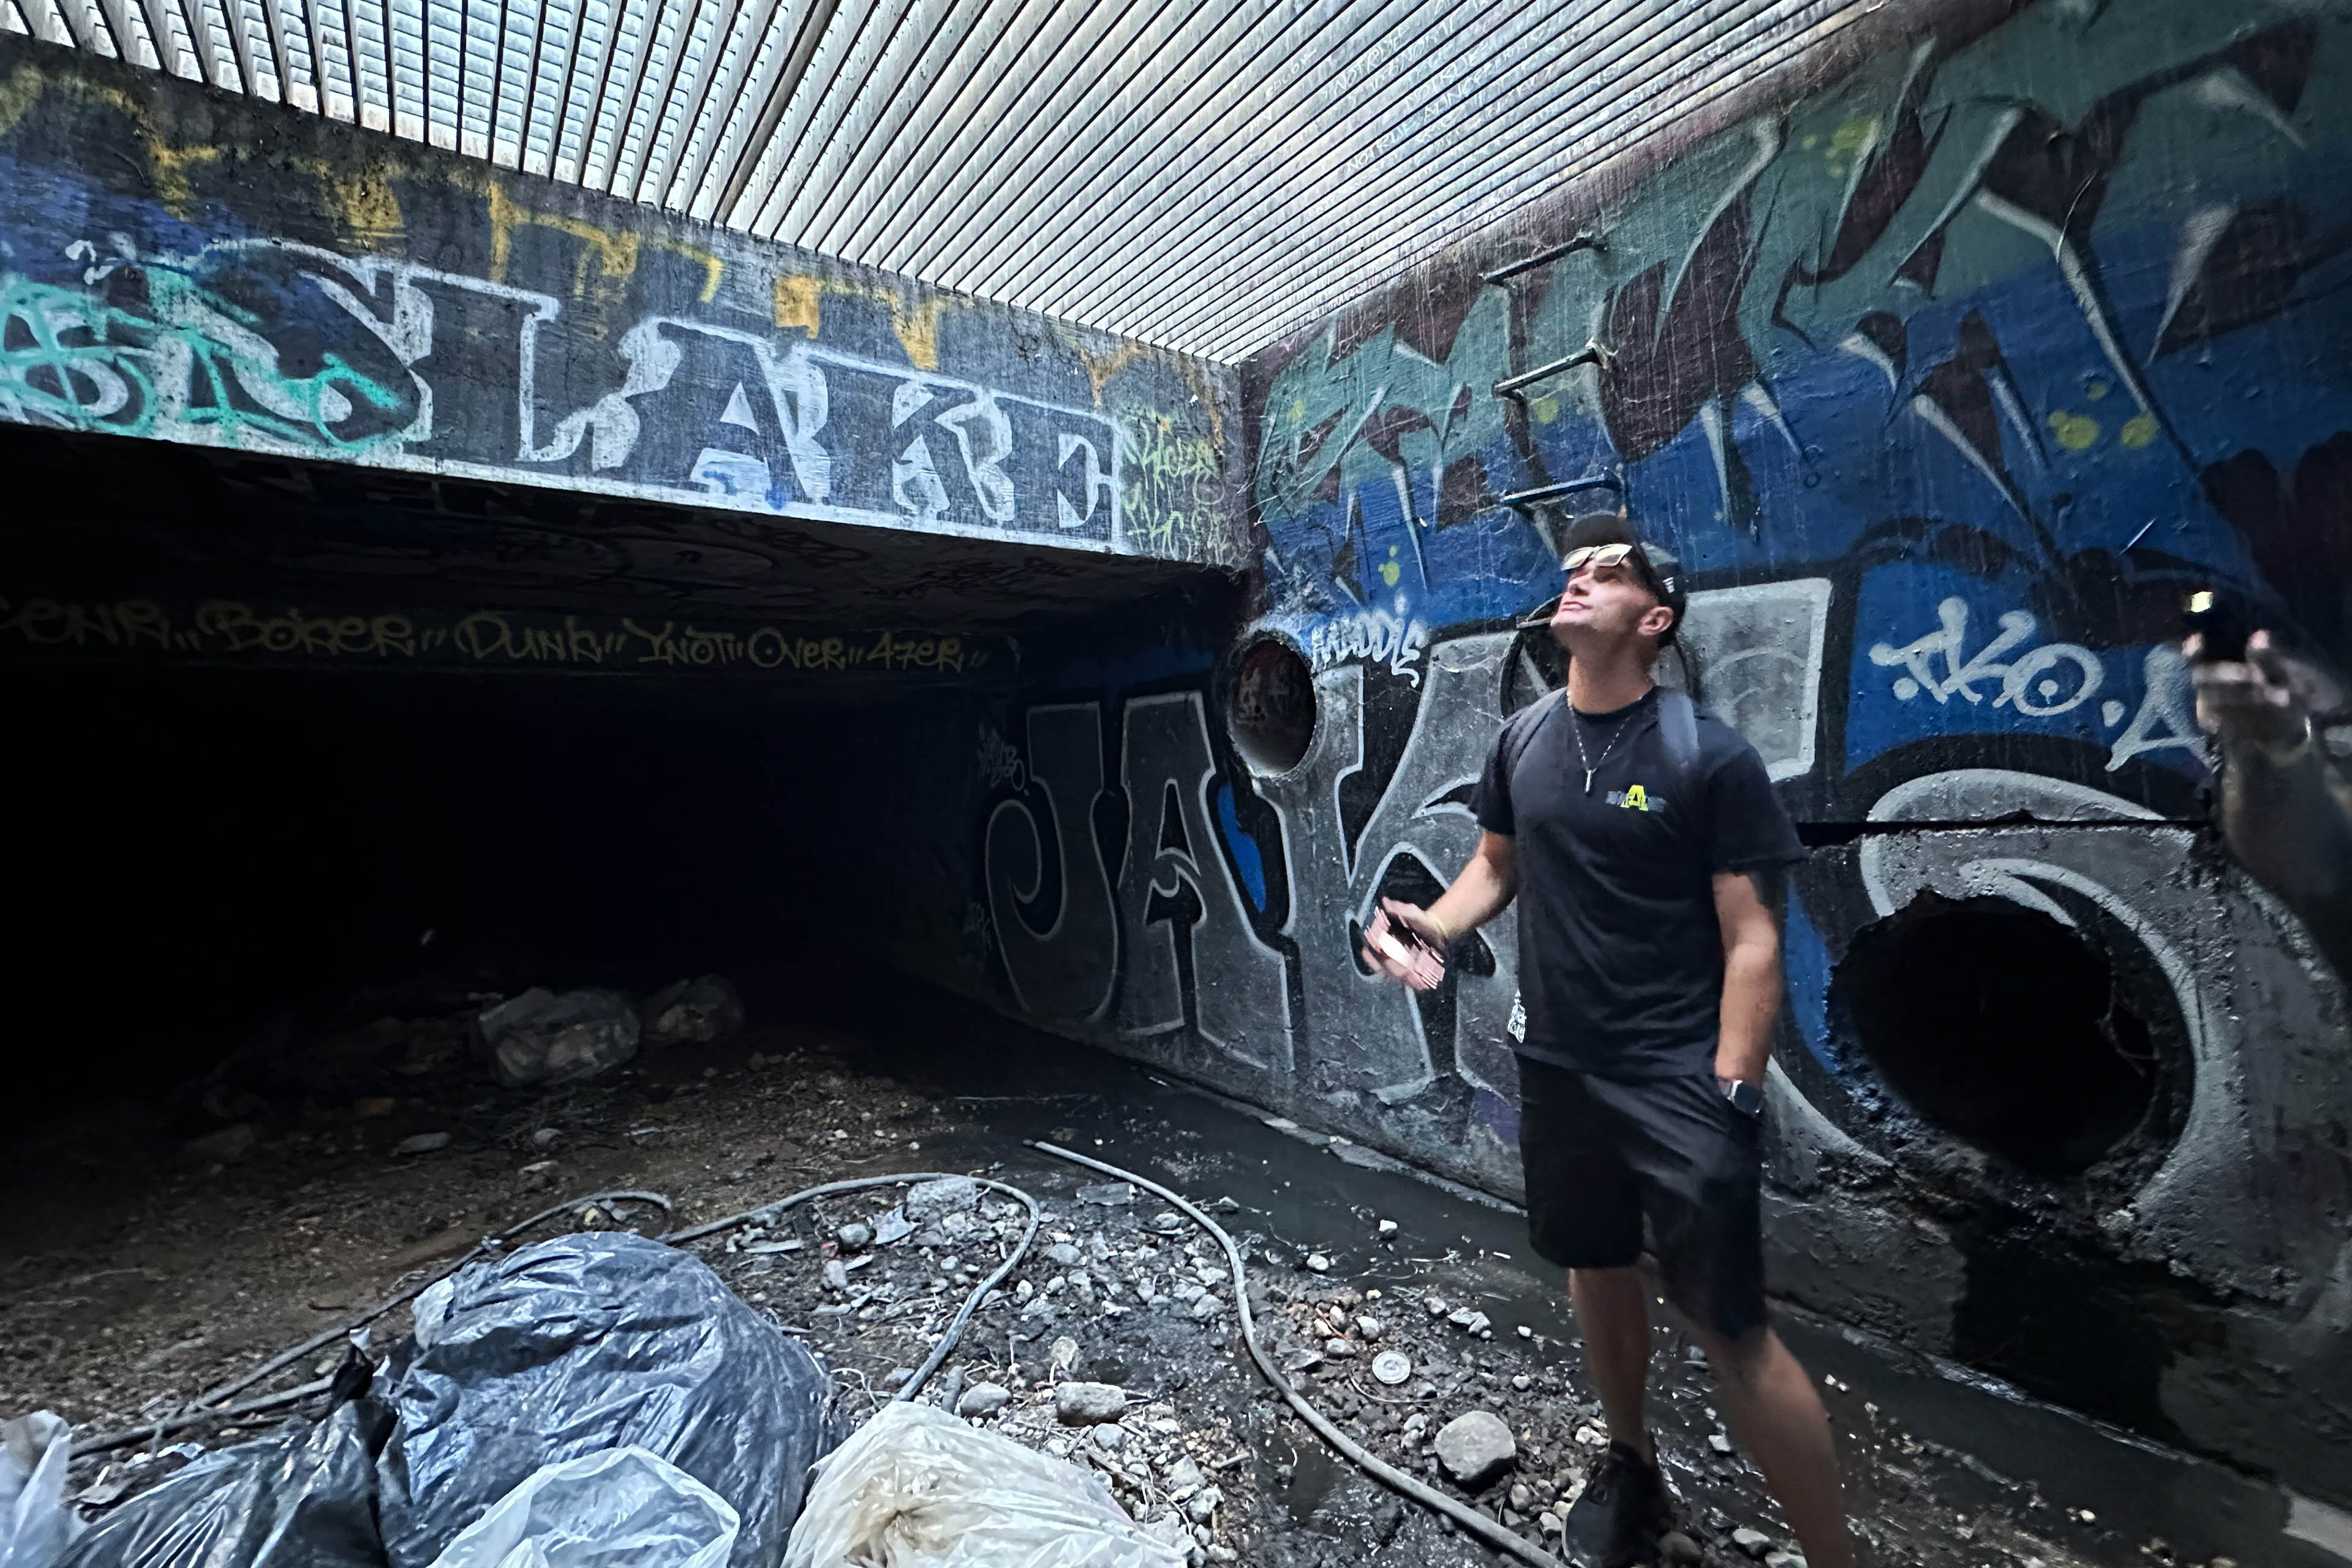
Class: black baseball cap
1557,510,1687,641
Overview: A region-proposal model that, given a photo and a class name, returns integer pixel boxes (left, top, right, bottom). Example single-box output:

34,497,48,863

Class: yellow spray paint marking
0,66,409,235
2119,412,2158,448
2085,377,2109,401
773,274,821,336
0,66,221,213
1379,546,1403,587
1825,114,1879,178
773,275,947,370
1073,339,1150,404
1529,393,1561,424
2048,411,2101,451
480,180,723,303
281,153,404,238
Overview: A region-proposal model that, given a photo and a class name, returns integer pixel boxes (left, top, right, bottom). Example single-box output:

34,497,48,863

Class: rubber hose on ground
1030,1140,1566,1568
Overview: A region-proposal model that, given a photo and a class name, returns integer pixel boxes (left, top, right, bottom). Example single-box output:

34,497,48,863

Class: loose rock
837,1222,874,1250
956,1382,1011,1419
393,1131,451,1156
1433,1409,1517,1490
1732,1527,1774,1557
1661,1530,1703,1565
905,1176,981,1222
1091,1422,1128,1452
1055,1381,1128,1425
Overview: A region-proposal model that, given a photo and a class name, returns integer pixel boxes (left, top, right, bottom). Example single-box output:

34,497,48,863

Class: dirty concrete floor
0,968,2321,1568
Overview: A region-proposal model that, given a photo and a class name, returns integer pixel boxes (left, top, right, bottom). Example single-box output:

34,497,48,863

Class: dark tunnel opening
3,662,815,1126
1834,892,2165,1178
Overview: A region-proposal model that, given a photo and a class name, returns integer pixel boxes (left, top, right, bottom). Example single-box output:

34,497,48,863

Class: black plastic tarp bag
58,1400,390,1568
375,1233,836,1568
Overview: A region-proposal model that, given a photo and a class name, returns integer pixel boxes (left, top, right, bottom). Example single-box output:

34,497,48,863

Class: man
2185,626,2352,976
1363,513,1854,1568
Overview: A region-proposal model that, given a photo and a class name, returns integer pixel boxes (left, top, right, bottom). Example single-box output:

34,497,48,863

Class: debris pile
5,988,2222,1568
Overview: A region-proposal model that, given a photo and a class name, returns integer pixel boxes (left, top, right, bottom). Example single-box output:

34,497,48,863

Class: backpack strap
1498,691,1564,794
1656,688,1701,793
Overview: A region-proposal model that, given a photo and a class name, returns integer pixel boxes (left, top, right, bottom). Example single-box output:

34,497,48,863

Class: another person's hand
1361,897,1449,991
2187,630,2345,758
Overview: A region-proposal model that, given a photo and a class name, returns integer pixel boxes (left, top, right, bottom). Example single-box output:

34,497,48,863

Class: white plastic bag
782,1403,1186,1568
0,1411,83,1568
423,1449,737,1568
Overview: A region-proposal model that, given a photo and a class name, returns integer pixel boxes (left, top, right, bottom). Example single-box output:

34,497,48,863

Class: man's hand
1362,898,1448,991
2188,630,2345,757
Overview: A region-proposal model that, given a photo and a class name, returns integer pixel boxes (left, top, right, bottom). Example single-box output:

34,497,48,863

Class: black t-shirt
1471,688,1804,1078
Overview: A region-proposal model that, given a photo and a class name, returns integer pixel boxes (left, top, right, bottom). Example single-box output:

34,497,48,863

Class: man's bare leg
1570,1266,1656,1460
1689,1323,1855,1568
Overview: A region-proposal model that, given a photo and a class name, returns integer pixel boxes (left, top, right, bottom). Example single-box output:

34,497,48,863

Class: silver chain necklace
1568,701,1629,794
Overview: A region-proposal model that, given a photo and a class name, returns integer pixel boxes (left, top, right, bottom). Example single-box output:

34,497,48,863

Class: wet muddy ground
1,966,2324,1567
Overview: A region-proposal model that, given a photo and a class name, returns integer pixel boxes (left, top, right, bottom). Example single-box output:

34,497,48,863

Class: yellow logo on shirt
1605,783,1665,812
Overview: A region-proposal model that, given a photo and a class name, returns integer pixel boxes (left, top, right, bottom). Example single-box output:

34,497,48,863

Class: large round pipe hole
1836,892,2160,1177
1229,636,1316,775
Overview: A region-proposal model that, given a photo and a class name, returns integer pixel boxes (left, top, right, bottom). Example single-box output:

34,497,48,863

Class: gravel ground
0,987,2258,1568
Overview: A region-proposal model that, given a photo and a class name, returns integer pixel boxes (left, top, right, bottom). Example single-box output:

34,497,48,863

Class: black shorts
1517,1054,1766,1340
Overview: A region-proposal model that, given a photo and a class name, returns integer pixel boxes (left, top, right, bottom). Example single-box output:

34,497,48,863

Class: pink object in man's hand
1366,907,1447,989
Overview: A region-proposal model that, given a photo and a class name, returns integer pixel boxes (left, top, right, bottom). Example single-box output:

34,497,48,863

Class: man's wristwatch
1719,1077,1765,1118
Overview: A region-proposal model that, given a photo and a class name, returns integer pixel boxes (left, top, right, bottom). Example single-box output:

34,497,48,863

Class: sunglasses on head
1561,542,1640,573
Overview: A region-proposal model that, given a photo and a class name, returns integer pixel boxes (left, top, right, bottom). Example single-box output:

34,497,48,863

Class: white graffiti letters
2,236,1122,548
983,694,1291,1074
1871,597,2103,717
1308,609,1430,684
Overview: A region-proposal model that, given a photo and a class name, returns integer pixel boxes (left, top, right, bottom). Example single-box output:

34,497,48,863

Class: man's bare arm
1425,830,1518,938
1713,868,1783,1087
1363,831,1517,988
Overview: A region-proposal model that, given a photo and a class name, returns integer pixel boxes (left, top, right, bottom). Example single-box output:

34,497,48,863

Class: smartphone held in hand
1366,906,1447,989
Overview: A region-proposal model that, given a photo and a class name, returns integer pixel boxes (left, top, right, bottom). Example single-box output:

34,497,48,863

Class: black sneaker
1564,1439,1673,1568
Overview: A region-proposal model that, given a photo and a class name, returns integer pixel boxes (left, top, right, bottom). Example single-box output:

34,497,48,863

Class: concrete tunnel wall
784,0,2352,1508
0,35,1248,572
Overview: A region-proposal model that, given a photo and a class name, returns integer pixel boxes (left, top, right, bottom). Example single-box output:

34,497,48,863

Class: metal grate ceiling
5,0,1880,360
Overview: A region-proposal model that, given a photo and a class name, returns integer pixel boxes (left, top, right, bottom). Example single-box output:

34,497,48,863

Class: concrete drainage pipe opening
1228,636,1316,775
1835,892,2165,1178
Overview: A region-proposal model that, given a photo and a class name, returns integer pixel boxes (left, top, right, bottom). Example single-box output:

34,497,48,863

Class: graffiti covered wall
0,37,1243,568
960,0,2352,1505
